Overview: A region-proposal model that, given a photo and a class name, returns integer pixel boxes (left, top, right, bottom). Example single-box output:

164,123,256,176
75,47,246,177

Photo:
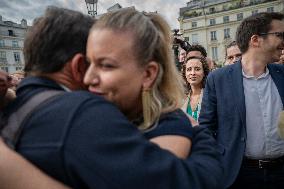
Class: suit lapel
228,61,246,128
268,64,284,106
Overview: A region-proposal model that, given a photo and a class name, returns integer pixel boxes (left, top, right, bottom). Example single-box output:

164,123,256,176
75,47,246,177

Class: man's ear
250,34,261,48
70,53,88,84
142,61,159,90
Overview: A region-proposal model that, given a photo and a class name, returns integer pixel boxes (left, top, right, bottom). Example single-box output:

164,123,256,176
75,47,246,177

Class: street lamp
85,0,98,17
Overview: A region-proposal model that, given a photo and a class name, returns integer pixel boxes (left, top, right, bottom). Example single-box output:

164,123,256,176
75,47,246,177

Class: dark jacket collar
5,76,65,114
228,61,246,128
17,76,64,95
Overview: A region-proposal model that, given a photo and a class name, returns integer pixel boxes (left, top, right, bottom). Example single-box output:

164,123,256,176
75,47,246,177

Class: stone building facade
179,0,284,65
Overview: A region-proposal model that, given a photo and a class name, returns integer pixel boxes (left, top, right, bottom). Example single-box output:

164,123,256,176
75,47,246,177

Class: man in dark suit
0,6,222,189
199,12,284,189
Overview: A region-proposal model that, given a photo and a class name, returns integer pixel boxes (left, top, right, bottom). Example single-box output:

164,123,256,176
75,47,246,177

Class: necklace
190,94,201,111
186,89,203,121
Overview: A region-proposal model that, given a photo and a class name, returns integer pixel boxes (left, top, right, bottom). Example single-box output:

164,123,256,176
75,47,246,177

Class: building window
252,10,258,15
0,51,7,62
209,7,215,14
223,16,229,23
192,34,198,44
14,52,21,63
237,13,243,21
1,67,8,72
224,28,230,39
267,7,274,13
212,47,218,60
210,31,217,41
16,67,23,71
0,39,4,47
12,41,19,48
192,22,197,28
209,19,216,26
8,30,14,36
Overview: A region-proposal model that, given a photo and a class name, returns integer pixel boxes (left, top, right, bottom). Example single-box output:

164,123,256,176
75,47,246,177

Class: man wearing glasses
199,12,284,188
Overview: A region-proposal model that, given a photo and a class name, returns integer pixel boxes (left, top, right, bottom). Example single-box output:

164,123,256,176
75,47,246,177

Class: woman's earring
142,89,152,129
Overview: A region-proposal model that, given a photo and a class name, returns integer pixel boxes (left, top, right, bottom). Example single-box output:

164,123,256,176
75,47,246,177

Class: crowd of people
0,6,284,189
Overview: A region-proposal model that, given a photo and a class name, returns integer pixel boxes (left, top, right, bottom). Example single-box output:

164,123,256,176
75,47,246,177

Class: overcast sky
0,0,188,29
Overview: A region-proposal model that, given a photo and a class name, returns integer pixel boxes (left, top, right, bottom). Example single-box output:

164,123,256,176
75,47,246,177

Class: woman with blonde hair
0,9,198,189
84,9,194,158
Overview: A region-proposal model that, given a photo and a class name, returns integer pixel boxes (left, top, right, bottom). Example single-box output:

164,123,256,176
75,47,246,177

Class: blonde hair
91,9,185,130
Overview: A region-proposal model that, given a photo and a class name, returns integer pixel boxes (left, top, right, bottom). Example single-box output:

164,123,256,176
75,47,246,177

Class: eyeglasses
259,32,284,40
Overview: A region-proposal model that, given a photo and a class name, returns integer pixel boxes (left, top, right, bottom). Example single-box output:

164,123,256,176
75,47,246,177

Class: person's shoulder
206,66,228,84
207,63,241,84
144,109,193,139
52,90,118,115
58,91,131,137
206,66,230,82
209,64,234,76
61,90,107,103
268,63,284,72
161,108,190,123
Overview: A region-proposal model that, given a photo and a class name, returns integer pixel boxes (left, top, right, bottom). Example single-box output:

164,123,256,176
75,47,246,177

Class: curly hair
186,44,207,57
182,56,210,95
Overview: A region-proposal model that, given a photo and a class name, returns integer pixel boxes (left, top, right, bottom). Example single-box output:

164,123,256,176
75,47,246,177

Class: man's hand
0,70,16,110
185,114,198,127
278,50,284,64
279,56,284,64
0,70,9,99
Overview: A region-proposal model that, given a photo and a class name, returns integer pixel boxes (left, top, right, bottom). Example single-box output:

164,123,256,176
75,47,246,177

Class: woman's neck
190,85,202,96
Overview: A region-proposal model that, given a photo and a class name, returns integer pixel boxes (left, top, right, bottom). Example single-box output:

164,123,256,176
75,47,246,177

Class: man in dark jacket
1,6,223,189
199,12,284,189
